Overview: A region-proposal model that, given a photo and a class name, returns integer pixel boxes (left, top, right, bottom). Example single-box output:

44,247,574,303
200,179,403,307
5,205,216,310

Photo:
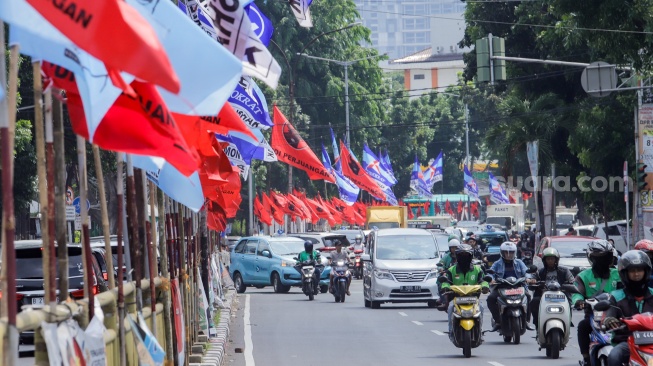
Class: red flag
254,195,272,226
263,192,284,225
509,195,516,204
206,199,227,232
445,200,452,213
339,141,385,200
299,196,320,224
28,0,180,93
471,202,480,217
407,206,414,220
457,201,464,214
435,203,441,214
219,167,242,218
199,104,257,140
271,106,335,182
270,191,294,217
286,194,310,221
485,196,491,206
425,201,431,214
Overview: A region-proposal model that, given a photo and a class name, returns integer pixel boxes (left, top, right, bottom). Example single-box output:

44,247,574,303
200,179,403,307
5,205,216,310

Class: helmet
500,242,517,261
448,239,461,249
635,239,653,253
448,234,460,242
355,234,363,242
542,247,560,268
455,244,474,257
586,239,614,265
617,250,652,293
304,241,313,253
455,244,474,270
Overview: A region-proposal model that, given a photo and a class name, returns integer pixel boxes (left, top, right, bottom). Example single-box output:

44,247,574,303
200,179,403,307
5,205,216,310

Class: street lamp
297,52,387,149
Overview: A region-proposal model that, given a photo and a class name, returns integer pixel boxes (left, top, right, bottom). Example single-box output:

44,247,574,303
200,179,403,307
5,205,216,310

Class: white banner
526,140,539,190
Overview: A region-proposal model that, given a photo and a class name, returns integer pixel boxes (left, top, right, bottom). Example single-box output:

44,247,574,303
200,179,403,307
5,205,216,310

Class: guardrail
0,277,168,365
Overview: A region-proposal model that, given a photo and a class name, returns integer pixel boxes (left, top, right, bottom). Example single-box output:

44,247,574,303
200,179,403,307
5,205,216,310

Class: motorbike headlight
546,306,564,314
507,299,522,305
374,269,394,281
460,309,475,318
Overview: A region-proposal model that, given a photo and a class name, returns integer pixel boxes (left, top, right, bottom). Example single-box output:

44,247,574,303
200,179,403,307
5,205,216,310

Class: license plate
400,286,421,293
545,294,566,302
455,296,477,304
634,331,653,345
504,288,524,296
31,297,59,305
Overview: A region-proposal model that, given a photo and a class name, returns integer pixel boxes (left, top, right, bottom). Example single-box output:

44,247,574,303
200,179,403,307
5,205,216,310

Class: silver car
362,228,441,309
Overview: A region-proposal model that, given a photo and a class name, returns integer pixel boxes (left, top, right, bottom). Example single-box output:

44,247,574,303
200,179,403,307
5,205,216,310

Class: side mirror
527,265,538,273
261,250,272,258
293,257,298,261
485,269,495,275
437,276,449,284
594,300,611,311
483,275,493,283
361,254,371,262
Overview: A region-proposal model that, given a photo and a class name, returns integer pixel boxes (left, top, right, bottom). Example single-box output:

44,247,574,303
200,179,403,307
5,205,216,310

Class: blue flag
322,145,359,205
322,144,333,171
489,173,510,204
228,76,273,130
329,127,342,172
215,134,250,179
245,3,274,47
362,144,398,205
410,156,433,199
424,151,444,190
127,0,242,115
382,149,397,183
464,164,480,201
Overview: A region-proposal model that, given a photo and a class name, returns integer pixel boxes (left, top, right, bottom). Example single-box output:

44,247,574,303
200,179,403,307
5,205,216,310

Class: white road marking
398,312,408,316
412,321,424,326
431,330,445,335
244,294,255,366
488,362,505,366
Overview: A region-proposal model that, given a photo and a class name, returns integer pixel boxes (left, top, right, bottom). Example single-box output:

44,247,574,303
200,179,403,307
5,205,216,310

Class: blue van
229,236,331,293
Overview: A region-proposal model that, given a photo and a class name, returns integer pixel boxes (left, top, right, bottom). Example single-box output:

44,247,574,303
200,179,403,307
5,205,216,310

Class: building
353,0,467,60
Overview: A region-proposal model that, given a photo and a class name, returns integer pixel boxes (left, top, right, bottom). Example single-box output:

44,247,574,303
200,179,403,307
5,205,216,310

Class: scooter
532,280,577,359
489,271,528,344
437,275,489,358
594,301,653,366
295,260,321,301
353,250,364,279
585,294,613,366
331,259,350,303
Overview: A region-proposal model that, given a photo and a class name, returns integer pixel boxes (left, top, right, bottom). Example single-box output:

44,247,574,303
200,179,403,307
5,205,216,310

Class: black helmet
456,244,474,270
618,250,652,294
304,241,313,253
587,239,614,265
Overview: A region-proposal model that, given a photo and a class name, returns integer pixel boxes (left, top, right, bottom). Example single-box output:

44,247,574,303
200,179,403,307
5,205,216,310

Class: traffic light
638,162,649,190
475,36,506,83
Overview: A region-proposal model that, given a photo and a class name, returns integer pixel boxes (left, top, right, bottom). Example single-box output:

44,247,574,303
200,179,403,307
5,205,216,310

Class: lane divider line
412,321,424,326
398,312,408,316
431,330,445,335
488,362,505,366
244,294,255,366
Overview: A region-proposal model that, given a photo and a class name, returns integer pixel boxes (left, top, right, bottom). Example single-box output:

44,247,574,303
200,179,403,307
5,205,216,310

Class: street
224,280,586,366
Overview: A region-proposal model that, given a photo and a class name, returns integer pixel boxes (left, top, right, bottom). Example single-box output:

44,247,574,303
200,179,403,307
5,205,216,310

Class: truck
414,215,454,229
555,207,579,233
366,206,408,230
485,204,525,232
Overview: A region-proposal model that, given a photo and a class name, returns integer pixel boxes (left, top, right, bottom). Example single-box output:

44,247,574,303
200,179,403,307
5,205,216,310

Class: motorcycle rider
510,230,519,241
328,240,352,296
465,236,484,261
440,244,490,341
529,247,574,329
602,250,653,366
634,239,653,287
571,240,621,366
439,238,461,269
296,240,322,295
487,241,535,331
352,234,365,252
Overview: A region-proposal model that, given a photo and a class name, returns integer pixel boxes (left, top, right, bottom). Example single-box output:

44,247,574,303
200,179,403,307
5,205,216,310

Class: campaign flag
197,0,281,89
132,155,204,212
321,143,359,205
251,129,278,162
489,173,510,204
245,3,273,47
263,192,284,225
254,195,272,226
179,0,219,40
25,0,180,93
410,156,433,199
463,164,480,201
229,76,273,130
219,168,242,218
128,0,242,116
215,134,249,179
424,151,443,190
272,107,335,183
362,144,397,205
289,0,313,28
329,127,342,172
340,141,385,200
381,149,396,180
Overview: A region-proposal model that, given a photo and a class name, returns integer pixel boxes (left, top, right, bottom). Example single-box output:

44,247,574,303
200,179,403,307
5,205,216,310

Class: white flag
290,0,313,28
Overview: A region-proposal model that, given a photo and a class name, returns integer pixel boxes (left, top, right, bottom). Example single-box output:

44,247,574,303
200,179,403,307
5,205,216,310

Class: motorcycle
531,280,577,359
594,301,653,366
488,270,529,344
437,275,489,358
353,250,364,279
295,260,322,301
585,294,613,366
331,259,350,303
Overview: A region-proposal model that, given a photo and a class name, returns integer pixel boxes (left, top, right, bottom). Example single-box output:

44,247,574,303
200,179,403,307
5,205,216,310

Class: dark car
90,236,128,282
476,228,509,267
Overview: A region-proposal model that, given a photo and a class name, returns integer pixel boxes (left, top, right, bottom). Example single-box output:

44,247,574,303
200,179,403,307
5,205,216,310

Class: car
332,229,365,244
533,235,597,272
226,236,241,251
476,227,510,266
12,240,107,344
428,229,450,257
89,235,128,282
287,232,350,252
229,236,331,294
362,228,441,308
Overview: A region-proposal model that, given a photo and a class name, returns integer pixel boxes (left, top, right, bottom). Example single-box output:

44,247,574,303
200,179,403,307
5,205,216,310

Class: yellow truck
366,206,408,230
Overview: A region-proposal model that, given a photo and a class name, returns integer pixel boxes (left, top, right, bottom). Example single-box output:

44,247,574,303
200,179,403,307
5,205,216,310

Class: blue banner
229,76,273,130
424,151,443,190
463,164,480,201
362,144,397,205
489,173,510,204
329,127,342,172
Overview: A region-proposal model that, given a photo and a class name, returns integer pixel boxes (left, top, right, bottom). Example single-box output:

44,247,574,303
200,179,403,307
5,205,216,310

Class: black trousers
577,316,592,356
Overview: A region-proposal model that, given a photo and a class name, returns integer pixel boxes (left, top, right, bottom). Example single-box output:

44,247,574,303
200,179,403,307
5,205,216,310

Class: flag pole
0,29,20,366
53,88,69,299
93,145,116,289
159,192,174,363
115,154,127,366
125,156,143,311
45,84,57,313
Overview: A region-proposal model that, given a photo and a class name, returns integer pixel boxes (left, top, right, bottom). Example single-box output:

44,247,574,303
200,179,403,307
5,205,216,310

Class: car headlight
281,261,294,267
374,269,394,281
425,268,439,280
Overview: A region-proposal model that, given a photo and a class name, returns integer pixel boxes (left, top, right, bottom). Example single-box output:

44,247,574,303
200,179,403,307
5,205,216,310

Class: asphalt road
223,279,587,366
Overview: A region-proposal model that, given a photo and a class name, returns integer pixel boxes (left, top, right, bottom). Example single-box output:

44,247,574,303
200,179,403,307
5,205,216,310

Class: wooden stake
125,156,142,311
45,85,57,311
147,181,157,337
53,89,69,298
116,155,127,366
77,136,94,319
159,193,174,363
93,145,115,289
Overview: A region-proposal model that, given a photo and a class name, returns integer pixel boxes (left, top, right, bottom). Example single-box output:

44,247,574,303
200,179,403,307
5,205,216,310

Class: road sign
74,215,91,230
65,206,76,221
72,196,90,215
581,61,617,98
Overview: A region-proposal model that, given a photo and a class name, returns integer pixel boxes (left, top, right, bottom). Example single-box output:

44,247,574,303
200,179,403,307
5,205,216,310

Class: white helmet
448,239,461,248
500,241,517,261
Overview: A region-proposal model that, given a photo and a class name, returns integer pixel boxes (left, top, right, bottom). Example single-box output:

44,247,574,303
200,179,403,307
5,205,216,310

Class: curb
201,288,237,366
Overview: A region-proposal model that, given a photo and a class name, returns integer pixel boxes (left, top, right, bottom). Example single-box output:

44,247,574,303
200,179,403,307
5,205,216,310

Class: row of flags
402,200,481,220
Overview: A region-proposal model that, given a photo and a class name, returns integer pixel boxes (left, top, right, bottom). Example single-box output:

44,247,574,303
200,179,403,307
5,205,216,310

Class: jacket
438,253,456,268
606,288,653,343
570,268,621,305
297,250,321,264
489,258,529,281
533,266,574,297
441,264,489,290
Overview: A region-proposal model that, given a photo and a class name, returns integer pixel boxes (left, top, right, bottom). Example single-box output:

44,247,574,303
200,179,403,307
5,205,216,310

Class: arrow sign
72,196,91,215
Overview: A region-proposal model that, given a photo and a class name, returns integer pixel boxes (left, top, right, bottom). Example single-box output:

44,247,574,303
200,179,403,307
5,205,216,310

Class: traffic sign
65,206,76,221
72,196,90,215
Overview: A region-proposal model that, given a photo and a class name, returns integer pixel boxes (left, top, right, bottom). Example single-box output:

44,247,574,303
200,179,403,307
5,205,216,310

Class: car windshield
16,248,84,278
552,240,591,258
376,235,438,260
478,233,507,247
486,217,511,228
557,215,574,226
270,241,305,256
431,234,449,253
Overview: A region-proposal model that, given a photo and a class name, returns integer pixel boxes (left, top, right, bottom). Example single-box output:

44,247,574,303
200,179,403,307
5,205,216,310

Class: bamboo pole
147,181,157,337
177,202,189,366
159,193,174,364
134,168,146,311
125,156,143,312
77,136,94,320
53,90,68,297
45,86,57,311
0,31,19,366
165,198,179,366
116,155,127,366
93,145,115,289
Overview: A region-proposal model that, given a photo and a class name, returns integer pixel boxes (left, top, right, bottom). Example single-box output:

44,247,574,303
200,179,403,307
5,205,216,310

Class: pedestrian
566,226,577,236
